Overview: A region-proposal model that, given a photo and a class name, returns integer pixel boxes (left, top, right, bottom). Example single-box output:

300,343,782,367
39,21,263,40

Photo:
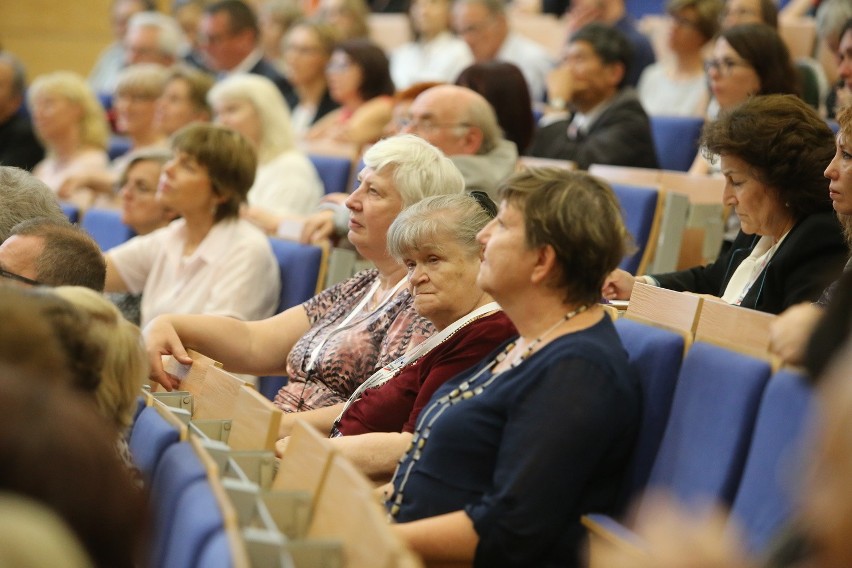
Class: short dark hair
721,23,799,97
0,52,26,99
206,0,259,37
337,39,395,100
702,94,835,219
171,123,257,221
11,218,106,291
569,23,633,89
498,168,630,305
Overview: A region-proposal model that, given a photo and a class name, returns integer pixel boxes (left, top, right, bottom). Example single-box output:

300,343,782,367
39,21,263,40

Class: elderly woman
605,95,848,314
27,71,111,198
306,38,395,147
274,193,516,479
143,135,464,409
155,65,214,137
387,168,641,567
208,74,323,233
104,123,280,327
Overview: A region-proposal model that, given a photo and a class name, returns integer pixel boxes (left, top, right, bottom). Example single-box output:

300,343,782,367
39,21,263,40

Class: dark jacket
283,87,340,125
0,112,44,171
527,88,658,170
652,211,848,314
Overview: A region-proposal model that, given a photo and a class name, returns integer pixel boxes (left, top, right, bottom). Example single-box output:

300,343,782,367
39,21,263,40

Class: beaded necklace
387,303,590,519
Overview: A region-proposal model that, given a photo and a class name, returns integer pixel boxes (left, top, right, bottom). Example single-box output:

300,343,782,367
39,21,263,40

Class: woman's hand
602,269,637,301
142,315,191,391
769,302,823,365
300,209,337,244
275,436,290,458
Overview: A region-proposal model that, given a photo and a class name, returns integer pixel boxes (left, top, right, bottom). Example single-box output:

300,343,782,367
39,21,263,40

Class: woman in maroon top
275,193,516,480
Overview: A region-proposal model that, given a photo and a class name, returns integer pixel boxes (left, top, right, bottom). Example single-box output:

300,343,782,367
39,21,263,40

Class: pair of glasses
398,117,472,132
704,57,750,75
0,268,41,287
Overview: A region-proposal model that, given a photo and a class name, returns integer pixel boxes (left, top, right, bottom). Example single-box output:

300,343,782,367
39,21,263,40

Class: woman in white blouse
104,124,280,326
208,74,323,234
390,0,473,90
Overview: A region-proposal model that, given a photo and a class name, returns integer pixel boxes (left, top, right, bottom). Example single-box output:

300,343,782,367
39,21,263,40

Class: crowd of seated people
3,0,852,565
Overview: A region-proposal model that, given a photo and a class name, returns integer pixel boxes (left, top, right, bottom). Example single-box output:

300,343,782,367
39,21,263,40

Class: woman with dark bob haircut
388,168,641,567
605,94,848,314
456,61,534,154
306,38,395,146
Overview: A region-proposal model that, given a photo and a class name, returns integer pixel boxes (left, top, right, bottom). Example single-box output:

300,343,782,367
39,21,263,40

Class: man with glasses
528,23,658,170
199,0,292,99
0,219,106,292
452,0,554,101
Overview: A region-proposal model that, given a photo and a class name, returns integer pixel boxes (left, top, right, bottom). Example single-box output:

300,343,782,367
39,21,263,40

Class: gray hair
208,74,295,163
0,53,26,99
119,147,173,183
453,0,505,16
363,134,465,206
816,0,852,48
127,11,188,58
387,193,492,261
0,167,68,243
115,63,170,98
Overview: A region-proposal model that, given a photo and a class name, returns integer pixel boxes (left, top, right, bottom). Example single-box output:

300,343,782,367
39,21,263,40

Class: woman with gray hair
144,134,466,413
209,73,323,233
273,193,516,480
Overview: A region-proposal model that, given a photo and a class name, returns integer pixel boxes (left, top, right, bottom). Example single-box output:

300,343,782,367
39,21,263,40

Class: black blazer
249,58,295,101
283,87,340,125
652,211,848,314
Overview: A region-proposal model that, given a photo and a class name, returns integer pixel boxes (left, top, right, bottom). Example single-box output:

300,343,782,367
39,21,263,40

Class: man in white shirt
452,0,554,101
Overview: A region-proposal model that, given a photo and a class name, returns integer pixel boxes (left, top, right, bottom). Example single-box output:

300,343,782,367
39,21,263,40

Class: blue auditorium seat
80,207,135,251
610,182,660,274
309,154,353,195
650,115,704,172
129,405,181,482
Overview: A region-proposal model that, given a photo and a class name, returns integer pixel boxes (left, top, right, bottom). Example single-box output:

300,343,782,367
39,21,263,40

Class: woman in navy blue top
387,168,642,567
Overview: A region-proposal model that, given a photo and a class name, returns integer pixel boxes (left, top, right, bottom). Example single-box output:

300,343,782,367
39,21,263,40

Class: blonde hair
115,63,169,99
51,287,148,432
27,71,109,151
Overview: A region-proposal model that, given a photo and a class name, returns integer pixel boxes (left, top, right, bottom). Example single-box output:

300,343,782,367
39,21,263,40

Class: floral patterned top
274,269,434,412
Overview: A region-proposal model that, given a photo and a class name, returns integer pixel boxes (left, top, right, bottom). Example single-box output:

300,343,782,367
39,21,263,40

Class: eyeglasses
0,268,41,287
398,117,472,133
456,17,495,36
325,61,354,74
704,57,751,76
284,44,325,56
118,179,157,197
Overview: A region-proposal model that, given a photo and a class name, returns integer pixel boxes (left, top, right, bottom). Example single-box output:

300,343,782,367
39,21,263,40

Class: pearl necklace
387,303,590,519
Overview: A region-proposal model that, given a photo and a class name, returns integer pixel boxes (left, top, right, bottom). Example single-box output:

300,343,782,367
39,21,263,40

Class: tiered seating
79,207,135,251
649,115,704,172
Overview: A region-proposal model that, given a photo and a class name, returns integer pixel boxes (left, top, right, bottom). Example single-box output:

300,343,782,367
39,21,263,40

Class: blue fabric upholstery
196,529,234,568
614,318,685,499
108,136,132,161
268,238,323,314
149,442,208,568
649,115,704,172
128,406,181,482
80,207,135,251
309,154,352,195
160,479,225,568
642,341,772,513
610,183,659,274
729,368,814,554
60,202,80,224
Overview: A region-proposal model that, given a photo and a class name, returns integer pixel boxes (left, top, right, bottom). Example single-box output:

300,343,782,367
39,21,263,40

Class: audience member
817,6,852,119
124,11,186,67
315,0,370,40
561,0,656,88
390,0,473,90
0,218,106,291
306,39,395,147
452,0,554,101
209,74,323,232
0,167,67,243
154,64,214,136
637,0,722,117
88,0,155,94
27,72,111,198
604,95,847,314
383,80,443,136
387,167,640,568
280,20,340,134
831,18,852,119
258,0,303,73
142,135,462,410
105,123,280,326
171,0,210,71
529,23,658,170
456,60,534,154
114,64,170,156
199,0,293,98
0,53,44,170
274,194,516,482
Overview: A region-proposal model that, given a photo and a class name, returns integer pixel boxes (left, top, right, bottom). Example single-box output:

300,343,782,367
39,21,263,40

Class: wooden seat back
161,349,222,398
625,282,704,336
228,386,283,452
694,298,777,358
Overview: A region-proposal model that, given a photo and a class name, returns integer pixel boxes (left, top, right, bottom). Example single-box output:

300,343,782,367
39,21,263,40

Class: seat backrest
516,155,577,171
610,183,663,274
626,282,703,335
589,164,662,187
308,454,403,568
308,154,353,196
128,404,183,482
80,207,135,251
59,202,79,223
195,365,247,420
615,318,689,498
159,478,226,568
162,348,222,399
108,135,132,161
729,368,814,555
273,421,336,503
228,386,283,451
268,238,326,314
694,299,776,356
649,116,704,172
641,341,772,517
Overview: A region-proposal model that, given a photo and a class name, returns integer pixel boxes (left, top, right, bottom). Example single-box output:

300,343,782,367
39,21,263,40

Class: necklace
387,303,590,519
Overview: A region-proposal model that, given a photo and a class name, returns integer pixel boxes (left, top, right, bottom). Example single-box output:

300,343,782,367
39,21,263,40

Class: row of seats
585,285,812,563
